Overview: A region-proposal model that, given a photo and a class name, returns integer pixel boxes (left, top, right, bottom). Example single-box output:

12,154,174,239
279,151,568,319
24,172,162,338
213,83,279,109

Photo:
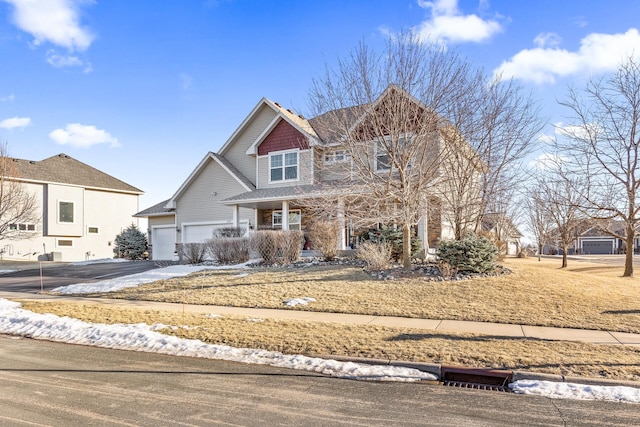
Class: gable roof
134,199,175,218
166,152,255,208
8,153,143,194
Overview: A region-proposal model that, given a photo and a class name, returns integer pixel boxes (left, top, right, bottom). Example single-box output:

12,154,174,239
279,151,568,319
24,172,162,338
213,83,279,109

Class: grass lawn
20,300,640,382
67,256,640,334
30,256,640,381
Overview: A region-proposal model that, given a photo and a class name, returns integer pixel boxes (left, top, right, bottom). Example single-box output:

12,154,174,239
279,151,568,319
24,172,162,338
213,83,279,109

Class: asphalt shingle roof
133,199,174,217
9,153,143,194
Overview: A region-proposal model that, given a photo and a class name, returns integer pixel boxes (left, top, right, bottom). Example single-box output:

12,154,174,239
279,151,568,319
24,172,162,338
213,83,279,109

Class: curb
314,354,640,389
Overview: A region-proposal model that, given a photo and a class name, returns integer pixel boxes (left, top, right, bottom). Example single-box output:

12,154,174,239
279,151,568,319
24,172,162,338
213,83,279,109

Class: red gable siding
257,119,309,155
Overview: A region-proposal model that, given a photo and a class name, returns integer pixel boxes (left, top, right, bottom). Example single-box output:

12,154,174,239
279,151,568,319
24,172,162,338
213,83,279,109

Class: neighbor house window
272,209,301,230
88,227,99,234
57,239,73,247
59,201,74,223
9,223,36,232
323,150,351,165
270,151,298,182
375,136,410,171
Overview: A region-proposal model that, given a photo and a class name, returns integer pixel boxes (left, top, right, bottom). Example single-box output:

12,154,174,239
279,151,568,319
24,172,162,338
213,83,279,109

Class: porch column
231,204,240,227
282,200,290,231
337,199,346,250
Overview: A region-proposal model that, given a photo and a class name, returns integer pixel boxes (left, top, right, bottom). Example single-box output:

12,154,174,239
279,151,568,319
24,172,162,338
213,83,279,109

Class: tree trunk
561,244,568,268
403,224,411,270
623,232,634,277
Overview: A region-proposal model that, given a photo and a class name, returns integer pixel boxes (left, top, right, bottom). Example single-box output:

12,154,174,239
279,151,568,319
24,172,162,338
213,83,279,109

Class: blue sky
1,0,640,215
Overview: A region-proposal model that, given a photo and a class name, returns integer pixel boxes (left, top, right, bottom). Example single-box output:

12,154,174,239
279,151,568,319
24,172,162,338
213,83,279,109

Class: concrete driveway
0,261,161,293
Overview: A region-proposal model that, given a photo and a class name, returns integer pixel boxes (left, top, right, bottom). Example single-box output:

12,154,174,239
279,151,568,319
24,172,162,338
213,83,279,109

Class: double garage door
151,223,249,261
581,240,614,255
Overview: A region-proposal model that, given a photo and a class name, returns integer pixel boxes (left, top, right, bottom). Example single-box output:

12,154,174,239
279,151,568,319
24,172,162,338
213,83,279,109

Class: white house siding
2,183,140,262
222,105,277,186
256,149,313,189
46,183,84,237
175,159,253,244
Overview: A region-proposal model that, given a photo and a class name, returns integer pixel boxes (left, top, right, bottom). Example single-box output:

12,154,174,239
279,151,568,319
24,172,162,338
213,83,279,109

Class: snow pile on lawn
51,261,253,294
510,380,640,404
284,297,316,307
0,299,435,382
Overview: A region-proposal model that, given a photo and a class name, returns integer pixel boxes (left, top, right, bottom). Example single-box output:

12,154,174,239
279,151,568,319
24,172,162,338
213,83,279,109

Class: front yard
57,256,640,333
25,256,640,381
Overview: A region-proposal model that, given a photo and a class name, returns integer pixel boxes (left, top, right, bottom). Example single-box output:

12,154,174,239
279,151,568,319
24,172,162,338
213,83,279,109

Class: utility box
50,252,62,262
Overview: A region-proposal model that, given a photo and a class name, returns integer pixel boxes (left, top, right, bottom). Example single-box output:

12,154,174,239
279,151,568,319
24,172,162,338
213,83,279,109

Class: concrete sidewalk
2,290,640,347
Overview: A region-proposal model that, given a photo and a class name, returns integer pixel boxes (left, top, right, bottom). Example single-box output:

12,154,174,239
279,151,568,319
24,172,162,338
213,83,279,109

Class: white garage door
183,223,232,243
151,227,175,260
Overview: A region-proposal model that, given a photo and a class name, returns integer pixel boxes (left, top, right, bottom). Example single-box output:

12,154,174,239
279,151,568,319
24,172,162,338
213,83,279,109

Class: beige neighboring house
2,153,143,262
136,88,479,260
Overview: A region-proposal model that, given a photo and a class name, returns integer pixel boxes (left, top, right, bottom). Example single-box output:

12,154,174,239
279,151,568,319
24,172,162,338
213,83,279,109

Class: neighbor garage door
582,240,614,255
151,227,175,260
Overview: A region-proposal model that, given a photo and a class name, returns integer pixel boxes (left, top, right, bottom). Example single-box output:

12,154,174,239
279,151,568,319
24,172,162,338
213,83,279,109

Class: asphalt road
0,261,160,293
1,335,639,426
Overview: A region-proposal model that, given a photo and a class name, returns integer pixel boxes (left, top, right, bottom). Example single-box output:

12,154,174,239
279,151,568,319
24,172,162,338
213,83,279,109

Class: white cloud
0,94,15,102
529,152,565,170
533,32,561,48
495,28,640,84
414,0,503,44
49,123,120,148
537,133,555,145
3,0,94,51
0,116,31,129
46,50,83,67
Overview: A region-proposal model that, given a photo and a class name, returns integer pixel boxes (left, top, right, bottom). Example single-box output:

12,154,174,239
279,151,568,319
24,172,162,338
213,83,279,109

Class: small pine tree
113,224,148,260
436,234,498,274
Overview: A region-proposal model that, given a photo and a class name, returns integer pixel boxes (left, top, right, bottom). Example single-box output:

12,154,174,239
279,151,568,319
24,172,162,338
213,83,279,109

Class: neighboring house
2,153,143,262
481,213,522,256
136,88,480,260
542,220,640,255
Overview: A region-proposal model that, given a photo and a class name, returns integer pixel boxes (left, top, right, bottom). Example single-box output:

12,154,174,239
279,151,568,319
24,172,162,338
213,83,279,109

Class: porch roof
220,183,354,209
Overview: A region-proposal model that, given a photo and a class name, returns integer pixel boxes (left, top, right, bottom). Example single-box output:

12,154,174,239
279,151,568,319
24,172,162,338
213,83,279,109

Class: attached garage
581,239,614,255
182,222,249,244
151,226,176,260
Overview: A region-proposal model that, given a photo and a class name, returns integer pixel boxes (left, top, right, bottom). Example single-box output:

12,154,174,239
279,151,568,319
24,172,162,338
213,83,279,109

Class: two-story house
3,153,143,262
136,87,480,260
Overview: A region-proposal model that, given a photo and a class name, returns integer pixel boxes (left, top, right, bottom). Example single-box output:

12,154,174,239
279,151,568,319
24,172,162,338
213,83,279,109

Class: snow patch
510,380,640,404
284,297,316,307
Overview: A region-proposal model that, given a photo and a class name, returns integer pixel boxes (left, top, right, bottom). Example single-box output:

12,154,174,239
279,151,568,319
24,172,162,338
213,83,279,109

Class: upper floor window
59,201,74,223
324,150,351,165
375,141,391,171
270,151,298,182
375,136,409,171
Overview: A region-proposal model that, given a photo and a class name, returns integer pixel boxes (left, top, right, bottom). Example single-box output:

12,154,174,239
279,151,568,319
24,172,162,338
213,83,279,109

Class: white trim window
270,150,298,182
57,239,73,247
375,136,410,171
323,150,351,165
88,226,99,234
272,209,301,230
59,201,74,223
375,141,391,171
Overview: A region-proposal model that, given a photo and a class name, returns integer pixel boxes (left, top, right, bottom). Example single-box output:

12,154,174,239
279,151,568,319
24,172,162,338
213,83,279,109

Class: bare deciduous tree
556,57,640,277
0,143,39,241
307,34,483,268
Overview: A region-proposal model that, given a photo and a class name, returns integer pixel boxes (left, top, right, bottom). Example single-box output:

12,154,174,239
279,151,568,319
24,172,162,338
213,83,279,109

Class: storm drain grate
441,366,513,393
443,380,511,392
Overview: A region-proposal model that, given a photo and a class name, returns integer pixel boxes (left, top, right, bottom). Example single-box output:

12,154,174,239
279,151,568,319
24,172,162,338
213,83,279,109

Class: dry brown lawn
19,300,640,382
70,257,640,333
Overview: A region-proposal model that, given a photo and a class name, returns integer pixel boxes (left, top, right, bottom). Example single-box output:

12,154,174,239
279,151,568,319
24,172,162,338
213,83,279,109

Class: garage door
151,227,175,260
183,223,232,243
582,240,613,255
